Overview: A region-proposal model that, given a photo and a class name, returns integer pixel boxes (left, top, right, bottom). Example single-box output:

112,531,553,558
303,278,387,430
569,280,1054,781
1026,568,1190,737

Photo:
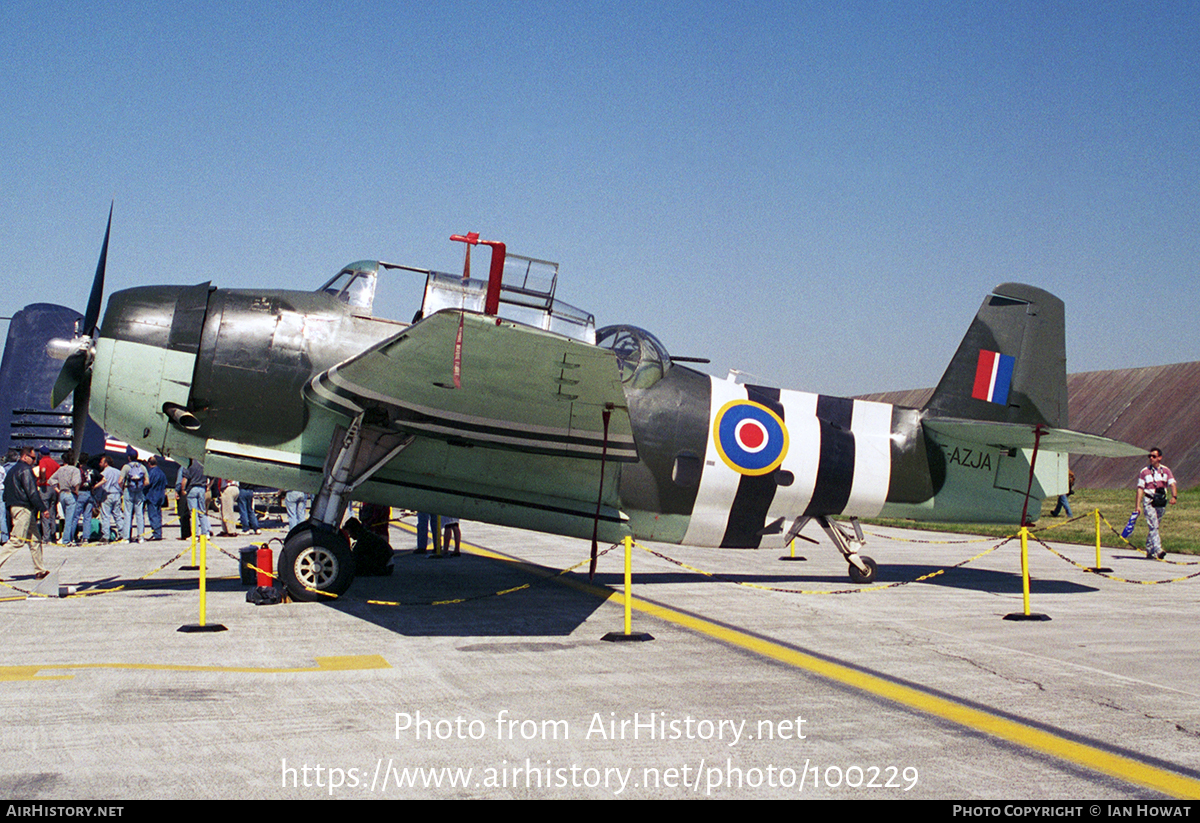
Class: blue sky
2,1,1195,396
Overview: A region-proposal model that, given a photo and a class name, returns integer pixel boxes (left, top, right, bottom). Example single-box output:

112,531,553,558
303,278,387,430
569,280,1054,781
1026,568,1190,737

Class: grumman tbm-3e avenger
48,209,1141,600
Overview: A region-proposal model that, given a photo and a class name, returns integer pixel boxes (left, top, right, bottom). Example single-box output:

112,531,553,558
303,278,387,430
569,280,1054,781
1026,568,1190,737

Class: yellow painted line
0,654,390,682
411,526,1200,799
611,595,1200,798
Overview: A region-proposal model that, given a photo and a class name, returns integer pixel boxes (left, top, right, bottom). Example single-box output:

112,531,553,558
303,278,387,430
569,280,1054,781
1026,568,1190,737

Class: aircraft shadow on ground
326,551,1100,639
47,547,1097,636
585,563,1099,594
328,551,609,637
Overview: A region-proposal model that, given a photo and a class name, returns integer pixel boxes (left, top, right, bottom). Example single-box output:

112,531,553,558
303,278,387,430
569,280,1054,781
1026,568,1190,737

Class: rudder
923,283,1067,428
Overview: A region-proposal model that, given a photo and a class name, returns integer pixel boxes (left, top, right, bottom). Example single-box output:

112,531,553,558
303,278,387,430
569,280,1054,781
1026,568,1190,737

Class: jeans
124,487,146,541
59,491,78,544
237,488,259,531
147,497,163,539
99,493,121,541
284,490,308,532
68,491,92,543
187,485,210,536
1050,494,1073,517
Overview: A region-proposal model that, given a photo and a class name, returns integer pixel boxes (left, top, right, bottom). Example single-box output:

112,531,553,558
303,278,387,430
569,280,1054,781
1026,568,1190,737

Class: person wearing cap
145,456,168,541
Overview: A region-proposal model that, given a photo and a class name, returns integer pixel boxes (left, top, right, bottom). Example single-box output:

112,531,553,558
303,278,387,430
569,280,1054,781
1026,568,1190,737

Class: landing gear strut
280,411,413,601
787,515,877,584
819,516,876,584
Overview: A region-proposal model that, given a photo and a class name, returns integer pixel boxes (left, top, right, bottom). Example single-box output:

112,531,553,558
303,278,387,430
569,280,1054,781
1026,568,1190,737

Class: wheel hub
295,546,339,589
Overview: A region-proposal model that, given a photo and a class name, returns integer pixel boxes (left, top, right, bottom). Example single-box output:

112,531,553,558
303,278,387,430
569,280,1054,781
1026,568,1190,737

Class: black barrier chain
0,545,195,599
1030,533,1200,585
1027,510,1095,535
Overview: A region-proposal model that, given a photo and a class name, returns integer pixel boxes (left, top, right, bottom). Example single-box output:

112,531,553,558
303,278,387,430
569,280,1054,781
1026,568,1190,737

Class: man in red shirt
35,446,60,544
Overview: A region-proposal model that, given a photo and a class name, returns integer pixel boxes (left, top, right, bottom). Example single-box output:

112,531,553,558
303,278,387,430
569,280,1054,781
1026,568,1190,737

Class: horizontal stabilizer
924,418,1144,458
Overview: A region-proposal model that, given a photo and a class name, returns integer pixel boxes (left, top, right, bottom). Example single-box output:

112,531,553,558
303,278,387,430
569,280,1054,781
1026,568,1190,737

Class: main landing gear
277,412,413,601
785,515,877,584
279,525,355,602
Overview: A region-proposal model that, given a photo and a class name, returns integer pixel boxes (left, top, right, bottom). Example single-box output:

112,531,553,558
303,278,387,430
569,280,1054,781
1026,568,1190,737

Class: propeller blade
51,348,90,409
83,202,112,336
71,380,91,459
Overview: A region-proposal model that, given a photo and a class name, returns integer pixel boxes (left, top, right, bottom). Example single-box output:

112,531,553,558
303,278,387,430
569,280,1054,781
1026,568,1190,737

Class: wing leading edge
302,310,637,540
306,309,636,460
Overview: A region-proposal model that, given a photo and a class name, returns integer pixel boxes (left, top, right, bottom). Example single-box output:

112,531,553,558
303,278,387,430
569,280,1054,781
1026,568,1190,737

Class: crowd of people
0,447,317,577
0,444,481,581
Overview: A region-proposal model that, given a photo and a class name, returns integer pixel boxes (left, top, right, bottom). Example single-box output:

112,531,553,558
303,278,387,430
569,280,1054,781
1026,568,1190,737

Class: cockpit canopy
319,261,381,312
596,325,672,389
317,256,596,342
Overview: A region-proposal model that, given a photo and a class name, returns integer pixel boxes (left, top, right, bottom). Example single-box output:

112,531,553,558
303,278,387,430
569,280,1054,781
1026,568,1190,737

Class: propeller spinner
48,202,111,457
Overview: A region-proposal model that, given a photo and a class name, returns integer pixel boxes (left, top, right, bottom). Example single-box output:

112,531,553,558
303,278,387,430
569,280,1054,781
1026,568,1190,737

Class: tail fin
923,283,1067,428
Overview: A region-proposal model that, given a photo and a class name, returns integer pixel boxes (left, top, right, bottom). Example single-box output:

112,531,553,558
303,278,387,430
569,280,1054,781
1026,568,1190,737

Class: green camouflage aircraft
50,210,1141,600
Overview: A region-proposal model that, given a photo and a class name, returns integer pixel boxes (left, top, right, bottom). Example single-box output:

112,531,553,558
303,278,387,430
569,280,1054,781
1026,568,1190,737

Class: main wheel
279,526,356,601
847,555,877,584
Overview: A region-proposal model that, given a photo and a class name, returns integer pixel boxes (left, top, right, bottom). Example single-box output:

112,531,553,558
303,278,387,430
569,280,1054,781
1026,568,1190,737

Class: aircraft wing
923,418,1144,458
305,309,637,461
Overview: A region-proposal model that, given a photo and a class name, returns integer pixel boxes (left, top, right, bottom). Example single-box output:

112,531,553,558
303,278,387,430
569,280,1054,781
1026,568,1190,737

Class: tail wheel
848,555,877,584
279,526,355,601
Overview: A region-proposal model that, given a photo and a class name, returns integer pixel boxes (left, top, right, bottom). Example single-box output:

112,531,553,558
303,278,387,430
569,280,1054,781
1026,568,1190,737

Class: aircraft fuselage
89,280,1064,550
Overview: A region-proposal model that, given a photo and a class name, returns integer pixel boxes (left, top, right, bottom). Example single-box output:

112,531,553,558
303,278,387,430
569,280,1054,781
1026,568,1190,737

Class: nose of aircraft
89,283,211,452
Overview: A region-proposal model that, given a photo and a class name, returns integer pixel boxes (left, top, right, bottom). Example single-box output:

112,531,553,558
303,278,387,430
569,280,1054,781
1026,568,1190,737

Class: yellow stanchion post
623,535,632,635
1021,527,1030,614
1091,508,1112,573
199,535,208,623
179,533,227,633
602,536,653,642
779,533,807,562
1004,526,1050,621
428,515,443,559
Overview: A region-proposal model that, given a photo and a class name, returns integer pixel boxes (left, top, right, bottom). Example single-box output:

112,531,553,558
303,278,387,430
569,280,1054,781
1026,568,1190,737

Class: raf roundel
713,400,789,476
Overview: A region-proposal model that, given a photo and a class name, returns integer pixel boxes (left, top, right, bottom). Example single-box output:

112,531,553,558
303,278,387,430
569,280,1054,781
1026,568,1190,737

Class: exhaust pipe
163,403,201,432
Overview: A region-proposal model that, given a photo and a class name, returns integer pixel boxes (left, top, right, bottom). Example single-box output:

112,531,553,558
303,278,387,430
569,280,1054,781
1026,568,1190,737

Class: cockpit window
596,325,672,389
317,261,379,313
